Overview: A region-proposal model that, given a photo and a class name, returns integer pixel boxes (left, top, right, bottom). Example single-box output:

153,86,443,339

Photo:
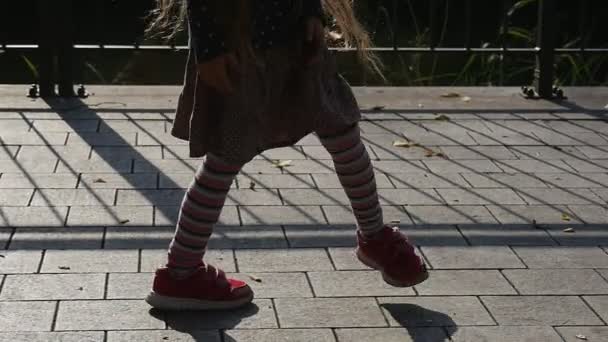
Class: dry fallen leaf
440,92,461,98
434,114,451,121
461,96,472,102
561,213,572,222
371,105,386,111
390,219,401,224
563,227,575,233
0,254,5,258
120,219,130,225
575,334,588,340
249,182,256,191
248,274,263,283
93,178,106,183
393,140,418,148
58,266,71,270
272,160,293,169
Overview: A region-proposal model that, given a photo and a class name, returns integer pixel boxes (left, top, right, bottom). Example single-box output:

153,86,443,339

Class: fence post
37,0,75,97
534,0,556,99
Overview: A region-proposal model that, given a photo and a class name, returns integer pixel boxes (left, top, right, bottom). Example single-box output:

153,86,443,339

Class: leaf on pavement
272,160,293,169
434,114,451,121
563,227,575,233
440,92,461,98
248,274,263,283
119,219,130,225
561,213,572,222
393,140,418,148
249,182,256,191
371,105,386,111
94,178,107,183
575,334,588,340
461,96,472,102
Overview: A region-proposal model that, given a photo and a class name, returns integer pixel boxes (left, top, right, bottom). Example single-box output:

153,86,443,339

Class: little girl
145,0,428,311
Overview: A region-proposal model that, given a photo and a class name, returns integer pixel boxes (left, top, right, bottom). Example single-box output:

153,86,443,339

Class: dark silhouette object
382,303,457,342
37,0,76,97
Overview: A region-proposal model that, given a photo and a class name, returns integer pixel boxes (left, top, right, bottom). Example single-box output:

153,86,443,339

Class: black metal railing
1,0,606,98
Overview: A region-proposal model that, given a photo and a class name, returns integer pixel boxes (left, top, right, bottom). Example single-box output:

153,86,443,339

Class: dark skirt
171,43,361,164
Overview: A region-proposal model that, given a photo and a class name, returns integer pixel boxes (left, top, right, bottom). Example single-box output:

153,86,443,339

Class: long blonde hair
147,0,384,78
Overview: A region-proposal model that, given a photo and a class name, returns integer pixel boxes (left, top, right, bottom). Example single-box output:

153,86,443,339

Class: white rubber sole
356,248,429,287
145,291,254,311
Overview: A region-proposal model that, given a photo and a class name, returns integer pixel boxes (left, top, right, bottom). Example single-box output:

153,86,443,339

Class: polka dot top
187,0,323,63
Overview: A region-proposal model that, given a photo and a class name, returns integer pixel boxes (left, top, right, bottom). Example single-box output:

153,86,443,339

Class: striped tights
167,124,384,270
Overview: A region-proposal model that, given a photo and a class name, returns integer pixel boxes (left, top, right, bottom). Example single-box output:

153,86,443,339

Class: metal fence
1,0,606,98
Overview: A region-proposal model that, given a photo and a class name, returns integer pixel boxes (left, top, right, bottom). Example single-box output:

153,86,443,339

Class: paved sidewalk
1,86,608,341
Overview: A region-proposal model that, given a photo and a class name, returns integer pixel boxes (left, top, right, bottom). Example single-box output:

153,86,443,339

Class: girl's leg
317,124,384,237
167,153,242,274
147,153,253,311
318,123,428,287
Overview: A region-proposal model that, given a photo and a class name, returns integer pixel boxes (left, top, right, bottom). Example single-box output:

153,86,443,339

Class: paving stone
497,159,575,173
137,132,189,146
422,246,525,269
0,301,57,332
593,188,608,202
279,189,348,206
106,273,153,299
544,224,608,246
372,161,429,173
104,226,175,249
535,173,608,188
166,299,277,330
229,272,313,298
450,326,563,342
0,146,19,159
335,328,447,342
140,249,235,273
239,206,326,225
284,224,357,247
0,158,57,173
41,250,138,273
17,145,91,162
369,144,447,160
117,189,282,206
79,173,157,189
481,295,603,325
67,206,153,226
312,173,394,188
236,249,333,272
134,159,198,173
98,120,166,134
323,205,413,226
0,251,43,274
516,188,603,205
577,145,608,159
91,146,163,161
584,295,608,322
55,159,132,173
0,173,79,189
55,300,164,330
440,146,518,160
275,297,386,328
308,271,415,297
415,270,516,295
0,332,103,342
460,172,548,188
239,161,286,174
256,146,307,160
280,160,336,174
0,205,69,227
399,225,468,246
0,119,32,133
107,330,220,342
9,227,104,249
437,188,526,205
513,247,608,268
486,204,580,225
459,225,556,246
406,205,498,225
0,274,105,300
154,205,240,226
378,296,495,327
225,329,335,342
388,172,469,188
503,269,608,295
423,160,502,173
378,188,445,205
328,247,373,270
238,174,315,189
32,120,99,132
31,189,116,206
557,326,608,342
563,159,608,173
0,229,11,248
0,188,33,206
509,145,584,160
568,205,608,224
0,132,67,146
67,132,137,147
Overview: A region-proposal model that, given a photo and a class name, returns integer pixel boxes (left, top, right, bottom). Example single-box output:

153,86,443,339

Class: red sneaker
146,264,253,310
356,226,429,287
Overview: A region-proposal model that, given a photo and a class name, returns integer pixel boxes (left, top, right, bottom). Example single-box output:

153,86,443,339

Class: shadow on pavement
382,303,457,342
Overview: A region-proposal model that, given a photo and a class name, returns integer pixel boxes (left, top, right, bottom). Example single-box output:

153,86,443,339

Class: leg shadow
382,303,457,342
149,302,260,341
